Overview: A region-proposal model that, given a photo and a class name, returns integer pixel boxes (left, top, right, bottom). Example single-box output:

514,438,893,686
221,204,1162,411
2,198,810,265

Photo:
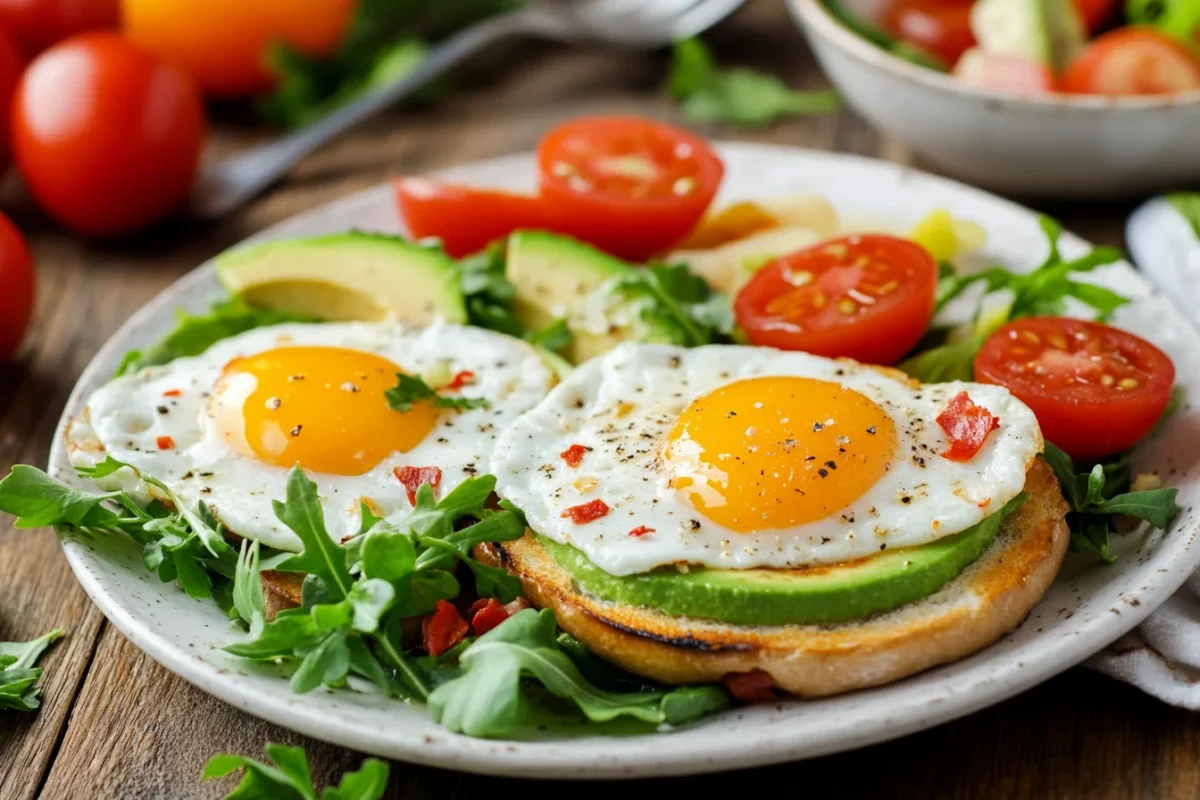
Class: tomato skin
536,116,724,261
974,317,1175,458
0,29,25,174
0,211,34,362
0,0,118,54
395,178,546,258
122,0,355,97
1061,27,1200,95
953,48,1056,95
734,234,938,365
12,33,207,237
883,0,976,67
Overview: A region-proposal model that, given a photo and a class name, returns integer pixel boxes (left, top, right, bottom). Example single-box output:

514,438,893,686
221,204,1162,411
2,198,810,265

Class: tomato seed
837,298,857,315
785,270,813,287
1021,331,1040,344
1119,378,1139,390
1047,334,1067,349
1101,374,1114,386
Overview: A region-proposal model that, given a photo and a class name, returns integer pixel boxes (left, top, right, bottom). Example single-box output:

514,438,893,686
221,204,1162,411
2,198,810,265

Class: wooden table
1,3,1193,798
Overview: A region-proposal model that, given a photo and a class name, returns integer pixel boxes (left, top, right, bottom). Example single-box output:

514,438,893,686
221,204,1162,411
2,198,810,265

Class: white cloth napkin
1087,197,1200,707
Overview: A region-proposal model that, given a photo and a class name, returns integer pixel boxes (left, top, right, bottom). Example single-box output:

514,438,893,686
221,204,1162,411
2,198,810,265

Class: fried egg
67,321,556,551
491,343,1042,576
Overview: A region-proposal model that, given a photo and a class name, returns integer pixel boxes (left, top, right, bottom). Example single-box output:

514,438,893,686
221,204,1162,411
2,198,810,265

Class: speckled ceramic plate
49,144,1200,779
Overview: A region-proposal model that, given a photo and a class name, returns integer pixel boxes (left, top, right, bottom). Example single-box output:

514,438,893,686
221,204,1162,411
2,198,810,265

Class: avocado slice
535,494,1026,626
506,231,678,364
216,232,467,325
971,0,1085,72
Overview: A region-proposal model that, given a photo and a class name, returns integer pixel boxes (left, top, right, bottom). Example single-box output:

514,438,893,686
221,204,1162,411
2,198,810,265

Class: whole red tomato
0,211,35,362
12,33,207,237
883,0,976,67
0,0,119,54
0,28,24,174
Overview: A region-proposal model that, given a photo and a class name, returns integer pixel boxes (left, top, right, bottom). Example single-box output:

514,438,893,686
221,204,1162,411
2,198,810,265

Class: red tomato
936,391,1001,462
12,33,207,237
0,29,24,174
1060,28,1200,96
0,211,34,362
536,116,723,261
883,0,975,67
734,234,938,365
421,600,468,657
953,49,1056,94
394,178,545,258
974,317,1175,458
0,0,118,54
1072,0,1120,33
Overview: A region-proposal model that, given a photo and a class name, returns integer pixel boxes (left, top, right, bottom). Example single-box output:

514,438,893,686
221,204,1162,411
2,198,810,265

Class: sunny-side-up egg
66,321,556,551
491,343,1043,576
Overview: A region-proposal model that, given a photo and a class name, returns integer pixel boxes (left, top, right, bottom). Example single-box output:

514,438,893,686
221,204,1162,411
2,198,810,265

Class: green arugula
1042,442,1179,563
116,297,318,377
0,629,63,711
428,608,728,737
384,374,490,413
901,216,1126,382
1168,192,1200,240
668,38,842,127
203,743,388,800
615,263,736,347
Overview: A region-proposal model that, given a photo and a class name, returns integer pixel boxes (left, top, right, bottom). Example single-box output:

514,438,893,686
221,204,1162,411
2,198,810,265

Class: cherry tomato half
953,49,1056,95
734,234,938,365
536,116,724,261
12,33,207,237
1060,27,1200,96
0,0,118,54
883,0,976,67
0,210,34,361
974,317,1175,458
394,178,546,258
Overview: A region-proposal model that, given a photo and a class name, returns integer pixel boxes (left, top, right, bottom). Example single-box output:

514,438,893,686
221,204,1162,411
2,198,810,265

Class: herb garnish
0,628,63,711
203,742,388,800
384,373,490,413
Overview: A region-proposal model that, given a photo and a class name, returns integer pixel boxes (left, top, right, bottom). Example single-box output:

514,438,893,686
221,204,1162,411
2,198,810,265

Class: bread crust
477,458,1069,697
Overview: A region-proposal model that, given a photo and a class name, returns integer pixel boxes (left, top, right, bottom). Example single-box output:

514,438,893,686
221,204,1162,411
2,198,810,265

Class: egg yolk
221,346,439,476
663,376,897,532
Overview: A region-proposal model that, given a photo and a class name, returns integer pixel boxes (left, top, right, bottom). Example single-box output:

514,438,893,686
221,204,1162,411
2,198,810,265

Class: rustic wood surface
0,2,1189,798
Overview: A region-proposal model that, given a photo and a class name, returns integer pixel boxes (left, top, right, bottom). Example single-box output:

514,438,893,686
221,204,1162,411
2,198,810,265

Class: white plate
50,144,1200,779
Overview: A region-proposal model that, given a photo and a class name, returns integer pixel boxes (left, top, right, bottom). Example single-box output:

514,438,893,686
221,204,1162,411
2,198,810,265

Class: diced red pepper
467,598,511,636
629,525,655,537
936,391,1000,462
161,388,181,397
445,370,476,391
560,444,589,468
394,465,443,505
561,498,609,524
156,435,175,450
421,599,469,657
721,669,776,702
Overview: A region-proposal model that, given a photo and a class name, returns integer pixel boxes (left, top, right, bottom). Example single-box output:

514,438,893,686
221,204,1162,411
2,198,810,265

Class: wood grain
2,1,1196,798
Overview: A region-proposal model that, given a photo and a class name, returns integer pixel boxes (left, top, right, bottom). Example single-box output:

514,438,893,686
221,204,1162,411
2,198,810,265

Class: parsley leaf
1168,192,1200,240
668,38,841,127
0,629,63,711
384,373,489,413
615,263,735,347
202,742,389,800
459,241,574,355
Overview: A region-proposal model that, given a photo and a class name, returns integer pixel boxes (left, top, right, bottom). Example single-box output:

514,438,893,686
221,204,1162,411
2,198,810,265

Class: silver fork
190,0,748,219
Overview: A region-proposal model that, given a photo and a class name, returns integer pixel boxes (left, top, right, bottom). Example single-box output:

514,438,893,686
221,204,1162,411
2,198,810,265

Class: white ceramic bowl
789,0,1200,198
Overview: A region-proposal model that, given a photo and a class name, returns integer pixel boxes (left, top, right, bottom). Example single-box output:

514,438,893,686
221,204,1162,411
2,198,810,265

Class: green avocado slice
536,493,1027,627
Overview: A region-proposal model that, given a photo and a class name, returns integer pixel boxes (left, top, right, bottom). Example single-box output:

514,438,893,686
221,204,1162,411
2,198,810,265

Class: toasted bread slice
477,458,1069,697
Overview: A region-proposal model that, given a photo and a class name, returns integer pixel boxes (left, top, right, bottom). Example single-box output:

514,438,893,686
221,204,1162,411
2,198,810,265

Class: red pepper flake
393,465,443,505
161,389,181,397
560,444,589,468
721,669,776,702
445,370,476,391
156,435,175,450
561,498,609,524
936,391,1000,462
629,525,655,537
467,598,511,636
421,599,469,657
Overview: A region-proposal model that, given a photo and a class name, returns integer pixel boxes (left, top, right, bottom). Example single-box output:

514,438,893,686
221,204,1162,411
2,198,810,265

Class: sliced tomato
883,0,975,67
536,116,724,261
734,234,938,364
1060,28,1200,96
394,177,545,258
0,211,34,362
974,317,1175,458
421,599,469,657
953,49,1056,95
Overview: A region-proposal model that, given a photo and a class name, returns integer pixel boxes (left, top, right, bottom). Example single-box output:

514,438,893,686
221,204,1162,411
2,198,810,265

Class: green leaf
345,637,393,698
660,684,731,725
394,570,460,618
1040,443,1081,509
1168,192,1200,240
320,758,389,800
291,629,352,694
360,529,416,584
73,455,133,480
137,472,232,559
668,38,841,128
0,466,123,529
1100,488,1180,529
223,614,321,660
526,319,573,354
898,335,982,383
384,373,489,413
275,468,353,601
233,540,267,637
202,744,317,800
174,549,215,598
357,501,384,536
0,629,63,711
346,579,395,633
264,743,316,796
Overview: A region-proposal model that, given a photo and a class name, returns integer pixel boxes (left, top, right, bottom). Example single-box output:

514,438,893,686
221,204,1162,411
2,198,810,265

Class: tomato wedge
734,234,938,364
1060,28,1200,96
394,177,545,258
883,0,975,67
536,116,723,261
974,317,1175,458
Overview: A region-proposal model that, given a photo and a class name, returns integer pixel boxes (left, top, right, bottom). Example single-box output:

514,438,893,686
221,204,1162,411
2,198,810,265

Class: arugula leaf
116,298,317,377
203,742,390,800
384,373,489,413
0,466,123,529
668,38,841,127
615,263,734,347
0,629,63,711
291,629,351,694
274,468,353,601
1168,192,1200,240
428,609,729,737
233,540,267,637
459,241,573,352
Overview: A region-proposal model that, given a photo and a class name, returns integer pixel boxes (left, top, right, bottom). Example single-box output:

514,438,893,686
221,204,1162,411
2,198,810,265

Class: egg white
67,321,556,551
491,343,1043,577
